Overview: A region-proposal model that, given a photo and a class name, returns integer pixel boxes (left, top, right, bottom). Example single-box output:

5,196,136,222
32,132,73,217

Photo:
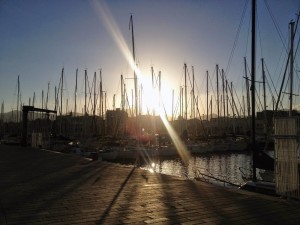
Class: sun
139,74,173,118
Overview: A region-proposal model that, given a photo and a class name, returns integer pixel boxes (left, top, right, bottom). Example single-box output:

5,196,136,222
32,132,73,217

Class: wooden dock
0,145,300,225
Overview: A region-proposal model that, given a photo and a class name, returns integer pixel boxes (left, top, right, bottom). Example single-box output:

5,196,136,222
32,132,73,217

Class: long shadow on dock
96,166,136,224
0,146,110,224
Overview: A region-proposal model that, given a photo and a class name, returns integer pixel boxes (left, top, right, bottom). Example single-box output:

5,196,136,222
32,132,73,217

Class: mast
121,74,124,111
184,63,187,126
251,0,257,182
180,87,183,119
261,58,267,135
158,71,161,108
242,95,246,118
61,68,64,116
151,67,155,116
210,95,213,121
42,90,44,110
17,75,20,123
231,82,235,134
93,72,97,117
222,69,226,122
131,89,134,116
75,69,78,117
206,71,209,122
54,87,56,111
104,92,107,117
244,57,251,118
129,14,138,118
100,69,103,118
192,66,195,119
226,79,229,118
289,21,295,117
46,82,49,110
1,101,4,122
139,84,142,114
216,64,220,122
84,69,87,116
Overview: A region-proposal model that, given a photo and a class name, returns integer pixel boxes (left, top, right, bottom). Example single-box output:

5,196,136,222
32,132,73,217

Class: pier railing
193,167,240,188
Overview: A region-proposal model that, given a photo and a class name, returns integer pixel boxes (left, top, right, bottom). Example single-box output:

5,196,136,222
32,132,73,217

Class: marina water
139,152,264,187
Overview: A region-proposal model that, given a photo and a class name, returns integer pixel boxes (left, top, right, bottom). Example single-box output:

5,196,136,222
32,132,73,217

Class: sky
0,0,299,117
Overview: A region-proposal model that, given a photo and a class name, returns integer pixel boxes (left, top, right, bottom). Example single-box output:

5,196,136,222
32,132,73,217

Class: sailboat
241,0,300,196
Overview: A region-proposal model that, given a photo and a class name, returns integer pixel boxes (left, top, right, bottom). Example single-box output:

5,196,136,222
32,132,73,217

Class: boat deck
1,144,300,225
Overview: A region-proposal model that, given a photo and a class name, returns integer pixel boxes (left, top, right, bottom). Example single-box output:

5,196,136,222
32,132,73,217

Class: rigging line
88,77,93,114
125,90,133,117
297,71,300,97
274,19,299,113
293,24,300,66
222,68,243,118
63,70,70,104
193,73,206,114
264,75,276,109
264,60,279,99
173,93,180,120
228,84,240,118
278,74,290,111
193,94,209,138
257,13,264,58
208,67,217,105
225,0,249,76
263,0,289,54
244,8,251,57
232,84,243,115
56,77,62,111
255,85,264,112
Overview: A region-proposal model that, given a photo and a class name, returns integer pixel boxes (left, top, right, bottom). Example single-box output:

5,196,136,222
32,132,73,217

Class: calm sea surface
139,152,264,186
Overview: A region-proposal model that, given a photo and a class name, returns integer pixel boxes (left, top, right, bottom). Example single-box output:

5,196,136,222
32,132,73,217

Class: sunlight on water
141,152,253,186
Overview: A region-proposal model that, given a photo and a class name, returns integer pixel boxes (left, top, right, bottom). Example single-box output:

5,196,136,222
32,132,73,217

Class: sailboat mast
17,75,20,123
226,79,229,118
180,87,183,119
184,63,187,124
244,57,251,118
61,68,64,116
54,87,56,111
46,82,49,110
42,90,44,110
216,64,220,122
261,58,267,134
1,101,4,122
93,72,96,117
84,69,87,116
75,69,78,117
206,71,209,122
289,21,295,117
130,15,138,118
151,66,155,116
100,69,103,118
222,69,226,122
192,66,195,119
159,71,161,108
121,74,124,111
251,0,257,182
139,84,143,114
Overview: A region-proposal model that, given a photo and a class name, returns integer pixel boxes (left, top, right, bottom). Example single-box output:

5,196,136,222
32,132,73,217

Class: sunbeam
159,108,191,164
91,0,142,78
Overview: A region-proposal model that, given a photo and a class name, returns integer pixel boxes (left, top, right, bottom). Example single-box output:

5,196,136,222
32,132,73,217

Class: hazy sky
0,0,299,116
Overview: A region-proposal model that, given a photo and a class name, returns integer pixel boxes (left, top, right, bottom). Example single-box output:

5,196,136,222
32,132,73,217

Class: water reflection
141,152,253,186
